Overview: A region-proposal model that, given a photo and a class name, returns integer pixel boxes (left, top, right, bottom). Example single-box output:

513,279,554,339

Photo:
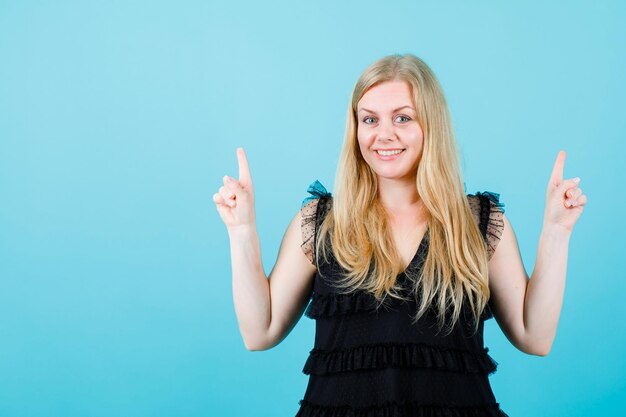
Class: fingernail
224,175,230,182
573,177,580,183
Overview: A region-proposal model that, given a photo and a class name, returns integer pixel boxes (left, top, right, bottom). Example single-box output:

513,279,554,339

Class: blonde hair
315,53,490,336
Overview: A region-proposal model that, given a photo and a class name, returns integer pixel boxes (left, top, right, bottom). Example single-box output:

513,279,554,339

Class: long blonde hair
315,54,491,336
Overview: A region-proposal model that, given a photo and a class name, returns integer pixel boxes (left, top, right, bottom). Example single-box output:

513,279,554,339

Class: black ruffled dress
295,180,509,417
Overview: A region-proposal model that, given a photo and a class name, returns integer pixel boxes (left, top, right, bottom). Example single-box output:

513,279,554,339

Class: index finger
549,150,566,187
237,147,252,185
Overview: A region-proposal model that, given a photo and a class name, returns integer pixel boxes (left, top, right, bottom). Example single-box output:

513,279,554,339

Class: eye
396,115,411,123
363,116,376,124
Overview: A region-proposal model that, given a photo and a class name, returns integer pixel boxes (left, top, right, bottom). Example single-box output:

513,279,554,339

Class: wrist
228,223,258,239
541,223,572,240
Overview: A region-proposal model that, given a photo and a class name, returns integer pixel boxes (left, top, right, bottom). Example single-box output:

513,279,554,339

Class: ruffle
304,291,383,319
306,290,493,323
302,179,333,207
302,342,498,376
473,191,505,261
301,180,333,266
296,399,510,417
465,191,504,322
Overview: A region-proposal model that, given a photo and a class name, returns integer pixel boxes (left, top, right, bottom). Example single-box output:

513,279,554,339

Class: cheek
356,134,368,152
409,128,424,146
416,125,425,141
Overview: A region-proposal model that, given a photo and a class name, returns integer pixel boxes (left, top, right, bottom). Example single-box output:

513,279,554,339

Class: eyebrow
357,105,415,114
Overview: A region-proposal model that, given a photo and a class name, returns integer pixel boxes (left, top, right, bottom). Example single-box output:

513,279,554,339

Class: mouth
375,148,405,154
374,149,405,160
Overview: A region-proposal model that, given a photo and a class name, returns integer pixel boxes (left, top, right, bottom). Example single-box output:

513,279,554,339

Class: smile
374,149,405,160
376,149,403,155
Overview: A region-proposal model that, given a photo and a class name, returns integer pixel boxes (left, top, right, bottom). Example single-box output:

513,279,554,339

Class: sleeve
468,191,506,261
300,180,332,266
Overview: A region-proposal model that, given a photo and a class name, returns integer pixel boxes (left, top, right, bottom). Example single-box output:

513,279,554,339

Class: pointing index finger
237,147,252,185
550,150,566,187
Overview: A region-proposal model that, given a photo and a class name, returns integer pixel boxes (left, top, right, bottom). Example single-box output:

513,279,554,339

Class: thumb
549,150,566,188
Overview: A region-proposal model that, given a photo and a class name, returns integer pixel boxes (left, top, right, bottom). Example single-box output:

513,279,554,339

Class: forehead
357,80,413,110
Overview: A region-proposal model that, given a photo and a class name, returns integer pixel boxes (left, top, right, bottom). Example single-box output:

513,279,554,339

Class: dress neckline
400,226,430,276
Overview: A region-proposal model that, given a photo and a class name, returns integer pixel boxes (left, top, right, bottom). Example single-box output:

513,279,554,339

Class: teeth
376,149,403,156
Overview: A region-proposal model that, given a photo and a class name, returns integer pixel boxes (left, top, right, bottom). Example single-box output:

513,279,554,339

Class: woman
213,54,586,416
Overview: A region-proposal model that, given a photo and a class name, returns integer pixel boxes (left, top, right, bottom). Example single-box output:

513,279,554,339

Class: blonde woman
213,54,586,416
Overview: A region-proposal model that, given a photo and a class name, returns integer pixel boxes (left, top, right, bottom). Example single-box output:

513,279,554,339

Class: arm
487,214,569,356
214,147,317,352
488,150,586,356
523,223,571,354
229,209,317,351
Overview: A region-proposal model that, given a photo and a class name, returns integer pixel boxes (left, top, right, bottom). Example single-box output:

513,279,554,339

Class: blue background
1,1,624,416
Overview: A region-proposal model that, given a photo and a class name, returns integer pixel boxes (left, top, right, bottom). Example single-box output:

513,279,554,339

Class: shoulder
300,180,333,266
301,180,333,222
466,191,506,260
466,191,505,223
302,180,332,207
467,190,504,215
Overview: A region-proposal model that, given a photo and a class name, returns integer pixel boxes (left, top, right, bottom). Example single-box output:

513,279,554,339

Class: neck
376,176,422,212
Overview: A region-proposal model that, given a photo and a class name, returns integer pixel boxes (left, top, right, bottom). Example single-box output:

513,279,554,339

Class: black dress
295,180,509,417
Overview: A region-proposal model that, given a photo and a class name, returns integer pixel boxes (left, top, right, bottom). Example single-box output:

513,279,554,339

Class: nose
376,118,396,142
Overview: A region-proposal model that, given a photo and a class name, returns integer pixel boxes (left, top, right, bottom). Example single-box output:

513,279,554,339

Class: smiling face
356,80,424,183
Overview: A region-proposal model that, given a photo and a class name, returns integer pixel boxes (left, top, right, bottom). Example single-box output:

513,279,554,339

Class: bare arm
487,150,586,356
489,213,573,356
228,210,316,351
228,224,269,350
214,147,317,351
487,214,556,356
523,224,570,354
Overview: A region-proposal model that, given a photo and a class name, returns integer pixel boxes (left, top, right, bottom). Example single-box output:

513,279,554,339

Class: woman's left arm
487,150,587,356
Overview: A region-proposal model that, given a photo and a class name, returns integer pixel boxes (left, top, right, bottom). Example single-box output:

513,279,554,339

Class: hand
544,150,587,234
213,147,256,231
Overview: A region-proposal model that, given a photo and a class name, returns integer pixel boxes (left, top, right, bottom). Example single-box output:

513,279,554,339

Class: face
356,80,424,182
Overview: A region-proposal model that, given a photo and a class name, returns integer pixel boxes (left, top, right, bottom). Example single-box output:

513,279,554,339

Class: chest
389,221,428,270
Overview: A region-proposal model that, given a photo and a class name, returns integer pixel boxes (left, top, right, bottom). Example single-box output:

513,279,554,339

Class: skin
214,149,318,350
356,80,424,212
488,150,586,355
213,82,587,354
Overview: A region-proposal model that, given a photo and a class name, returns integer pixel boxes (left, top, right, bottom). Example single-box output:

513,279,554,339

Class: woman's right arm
228,210,316,351
213,148,316,351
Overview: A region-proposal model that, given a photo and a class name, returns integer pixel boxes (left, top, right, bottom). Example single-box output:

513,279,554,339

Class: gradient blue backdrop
1,1,624,416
